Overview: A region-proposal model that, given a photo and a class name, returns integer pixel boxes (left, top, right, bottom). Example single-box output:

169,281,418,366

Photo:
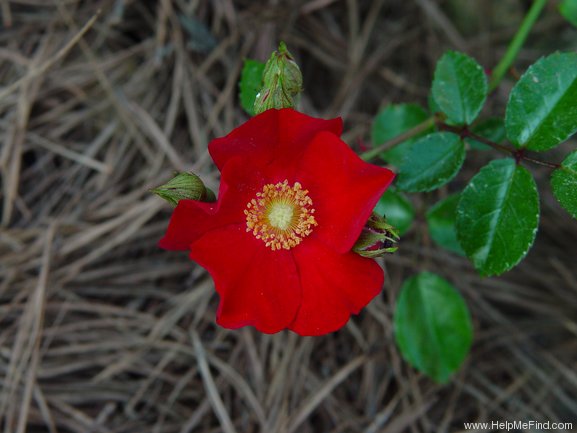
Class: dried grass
1,1,576,432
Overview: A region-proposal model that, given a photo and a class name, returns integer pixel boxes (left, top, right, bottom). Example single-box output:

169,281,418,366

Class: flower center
267,203,294,230
245,180,317,251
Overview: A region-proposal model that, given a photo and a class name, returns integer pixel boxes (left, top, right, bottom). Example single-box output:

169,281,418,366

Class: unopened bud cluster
353,213,400,258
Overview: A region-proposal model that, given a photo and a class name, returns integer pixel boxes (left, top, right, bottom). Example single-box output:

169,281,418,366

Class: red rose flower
159,109,395,336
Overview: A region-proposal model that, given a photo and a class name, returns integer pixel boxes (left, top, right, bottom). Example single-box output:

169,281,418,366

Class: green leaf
431,51,488,125
466,118,506,151
426,194,465,255
456,159,540,276
239,59,265,116
371,104,431,166
394,272,473,384
428,91,441,115
396,132,465,192
559,0,577,27
378,142,412,168
505,52,577,151
374,189,415,236
551,150,577,219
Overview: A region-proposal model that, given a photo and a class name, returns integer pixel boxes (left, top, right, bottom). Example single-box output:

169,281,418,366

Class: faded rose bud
151,172,215,207
278,42,303,94
254,42,303,114
353,212,400,258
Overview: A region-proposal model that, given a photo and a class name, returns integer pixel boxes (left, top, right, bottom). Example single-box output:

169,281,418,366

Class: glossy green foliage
371,104,432,167
432,51,487,125
239,59,265,116
374,189,415,236
394,272,473,383
396,132,465,192
551,150,577,219
426,194,465,255
456,159,540,276
506,52,577,151
466,118,506,151
559,0,577,27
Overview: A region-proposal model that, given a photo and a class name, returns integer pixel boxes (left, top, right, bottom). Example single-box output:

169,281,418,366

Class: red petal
189,225,301,333
158,199,220,250
289,239,384,336
159,157,265,250
208,108,342,171
295,131,395,253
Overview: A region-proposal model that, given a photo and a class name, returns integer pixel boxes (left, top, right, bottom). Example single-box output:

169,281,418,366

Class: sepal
353,212,399,258
254,42,303,114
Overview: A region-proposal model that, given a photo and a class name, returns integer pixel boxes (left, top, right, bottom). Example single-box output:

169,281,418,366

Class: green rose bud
353,212,400,258
254,42,303,114
151,172,215,207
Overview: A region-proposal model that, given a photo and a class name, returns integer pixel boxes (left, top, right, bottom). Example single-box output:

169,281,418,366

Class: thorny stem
359,116,561,169
488,0,548,91
359,116,436,161
438,122,561,169
439,123,511,154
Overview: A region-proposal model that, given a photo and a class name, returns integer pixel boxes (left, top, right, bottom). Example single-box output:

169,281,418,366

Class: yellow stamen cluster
245,180,317,250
